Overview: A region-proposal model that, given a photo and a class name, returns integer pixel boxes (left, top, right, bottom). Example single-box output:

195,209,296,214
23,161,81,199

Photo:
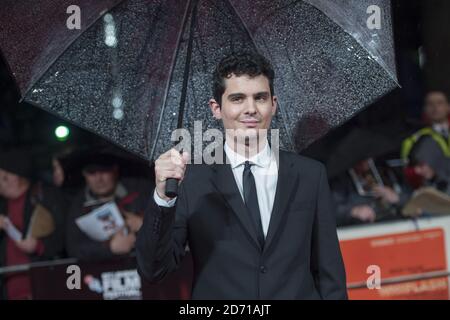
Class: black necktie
243,161,265,248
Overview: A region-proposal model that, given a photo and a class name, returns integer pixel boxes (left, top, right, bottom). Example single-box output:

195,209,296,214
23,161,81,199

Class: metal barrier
0,258,77,275
347,270,450,290
2,256,450,297
0,254,193,300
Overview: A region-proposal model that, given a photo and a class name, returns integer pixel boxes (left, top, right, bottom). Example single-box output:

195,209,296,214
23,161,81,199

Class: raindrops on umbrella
0,0,398,160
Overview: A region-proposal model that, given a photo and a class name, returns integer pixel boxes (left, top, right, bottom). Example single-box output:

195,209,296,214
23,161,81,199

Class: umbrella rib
176,0,199,130
224,0,295,151
148,0,193,159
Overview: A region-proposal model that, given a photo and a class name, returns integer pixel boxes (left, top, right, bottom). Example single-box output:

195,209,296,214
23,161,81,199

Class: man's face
414,162,435,181
424,92,450,124
0,168,28,199
83,167,118,197
354,159,370,174
209,74,277,143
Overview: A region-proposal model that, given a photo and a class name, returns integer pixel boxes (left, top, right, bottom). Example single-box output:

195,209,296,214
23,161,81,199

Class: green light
55,126,70,141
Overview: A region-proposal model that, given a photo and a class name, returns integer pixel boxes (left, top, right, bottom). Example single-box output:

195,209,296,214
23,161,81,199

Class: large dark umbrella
0,0,398,161
325,128,404,180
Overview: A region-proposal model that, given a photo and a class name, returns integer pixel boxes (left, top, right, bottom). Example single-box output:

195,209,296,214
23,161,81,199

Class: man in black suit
136,52,347,299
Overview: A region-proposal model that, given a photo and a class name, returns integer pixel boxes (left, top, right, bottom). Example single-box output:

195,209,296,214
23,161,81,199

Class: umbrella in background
326,127,404,180
60,143,155,182
0,0,398,160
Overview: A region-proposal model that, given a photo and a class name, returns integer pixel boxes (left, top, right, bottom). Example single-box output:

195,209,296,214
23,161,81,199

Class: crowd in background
331,90,450,226
0,146,154,299
0,90,449,299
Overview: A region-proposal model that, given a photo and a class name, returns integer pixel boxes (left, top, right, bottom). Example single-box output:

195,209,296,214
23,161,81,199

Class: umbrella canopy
325,128,403,179
0,0,398,160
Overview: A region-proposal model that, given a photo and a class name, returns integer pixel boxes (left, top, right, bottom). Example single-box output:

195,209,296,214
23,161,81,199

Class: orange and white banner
338,216,450,300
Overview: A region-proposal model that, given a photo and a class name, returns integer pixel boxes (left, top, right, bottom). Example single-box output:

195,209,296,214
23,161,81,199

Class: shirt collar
83,181,127,207
224,140,272,169
433,122,449,133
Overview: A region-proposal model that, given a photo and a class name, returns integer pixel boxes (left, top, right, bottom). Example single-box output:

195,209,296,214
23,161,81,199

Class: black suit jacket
136,150,347,299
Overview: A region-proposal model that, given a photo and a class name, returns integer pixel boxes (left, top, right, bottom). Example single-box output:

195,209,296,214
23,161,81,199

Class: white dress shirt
154,140,279,237
433,123,449,138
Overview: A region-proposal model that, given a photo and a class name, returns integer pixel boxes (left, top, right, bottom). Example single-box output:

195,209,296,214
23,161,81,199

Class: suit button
260,266,267,273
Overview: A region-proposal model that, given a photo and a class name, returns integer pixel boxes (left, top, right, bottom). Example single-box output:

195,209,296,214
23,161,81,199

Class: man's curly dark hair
212,51,275,105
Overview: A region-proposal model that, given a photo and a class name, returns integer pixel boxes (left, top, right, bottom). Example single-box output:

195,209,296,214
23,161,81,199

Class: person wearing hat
402,91,450,166
0,148,65,300
65,150,153,261
407,135,450,194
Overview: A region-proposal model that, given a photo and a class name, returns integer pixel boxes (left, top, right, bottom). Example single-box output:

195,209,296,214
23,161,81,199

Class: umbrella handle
165,178,179,198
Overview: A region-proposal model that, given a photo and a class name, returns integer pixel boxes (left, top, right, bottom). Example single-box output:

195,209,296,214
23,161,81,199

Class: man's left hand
373,185,400,204
15,237,38,254
124,211,143,233
0,214,7,230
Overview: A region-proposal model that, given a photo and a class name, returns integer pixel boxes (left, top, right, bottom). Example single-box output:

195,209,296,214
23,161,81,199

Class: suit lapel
210,156,262,251
264,151,298,252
